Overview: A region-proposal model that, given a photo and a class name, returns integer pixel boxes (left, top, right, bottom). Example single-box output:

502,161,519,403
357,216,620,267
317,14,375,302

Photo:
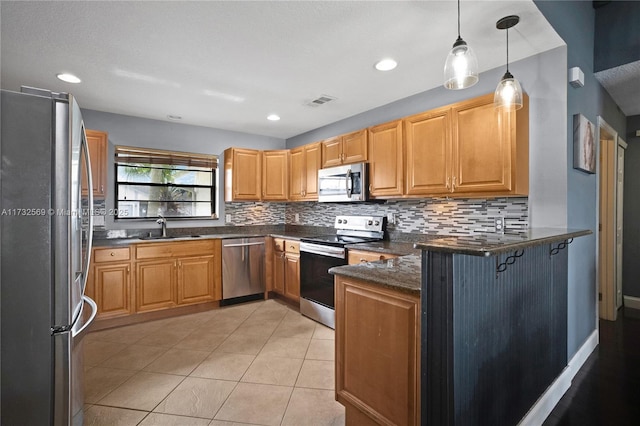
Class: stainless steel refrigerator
1,87,96,425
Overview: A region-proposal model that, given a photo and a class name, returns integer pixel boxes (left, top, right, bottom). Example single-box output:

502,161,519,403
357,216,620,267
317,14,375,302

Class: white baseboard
623,295,640,310
518,329,599,425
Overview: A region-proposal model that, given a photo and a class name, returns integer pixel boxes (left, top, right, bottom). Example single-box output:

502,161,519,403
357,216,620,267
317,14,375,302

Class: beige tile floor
83,299,345,426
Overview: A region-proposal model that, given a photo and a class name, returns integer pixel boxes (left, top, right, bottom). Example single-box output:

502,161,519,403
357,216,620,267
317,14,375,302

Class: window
115,146,218,219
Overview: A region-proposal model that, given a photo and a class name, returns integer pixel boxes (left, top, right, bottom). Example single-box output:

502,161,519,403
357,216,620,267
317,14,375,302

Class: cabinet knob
110,252,115,256
101,184,104,193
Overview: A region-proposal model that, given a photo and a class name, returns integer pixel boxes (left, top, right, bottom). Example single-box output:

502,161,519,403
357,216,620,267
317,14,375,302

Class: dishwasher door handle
222,242,265,248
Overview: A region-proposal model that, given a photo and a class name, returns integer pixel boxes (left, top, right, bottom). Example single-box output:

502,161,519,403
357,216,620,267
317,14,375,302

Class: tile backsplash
225,198,528,235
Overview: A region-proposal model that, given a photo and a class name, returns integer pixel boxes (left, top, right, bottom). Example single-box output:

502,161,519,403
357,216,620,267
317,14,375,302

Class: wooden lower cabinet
347,249,399,265
270,238,300,303
136,259,177,312
90,246,132,320
273,249,286,294
335,275,420,426
93,263,132,318
177,255,218,305
284,252,300,302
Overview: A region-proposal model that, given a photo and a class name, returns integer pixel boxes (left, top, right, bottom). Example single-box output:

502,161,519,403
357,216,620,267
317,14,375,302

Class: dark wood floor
543,308,640,426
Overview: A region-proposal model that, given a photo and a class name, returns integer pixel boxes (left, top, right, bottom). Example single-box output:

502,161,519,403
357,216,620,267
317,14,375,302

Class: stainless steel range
299,215,384,329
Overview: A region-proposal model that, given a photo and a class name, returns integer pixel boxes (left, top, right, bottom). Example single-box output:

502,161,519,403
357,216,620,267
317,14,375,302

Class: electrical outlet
386,212,396,225
294,213,300,223
494,216,505,233
225,214,231,223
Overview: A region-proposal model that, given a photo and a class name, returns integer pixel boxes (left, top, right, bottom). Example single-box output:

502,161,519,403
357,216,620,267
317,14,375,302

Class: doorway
597,117,626,321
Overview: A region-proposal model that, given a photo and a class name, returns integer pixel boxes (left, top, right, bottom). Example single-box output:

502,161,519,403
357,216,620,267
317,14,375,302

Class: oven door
299,247,345,308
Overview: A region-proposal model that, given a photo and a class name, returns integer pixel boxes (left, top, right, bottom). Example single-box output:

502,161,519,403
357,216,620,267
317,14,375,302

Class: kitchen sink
139,235,176,240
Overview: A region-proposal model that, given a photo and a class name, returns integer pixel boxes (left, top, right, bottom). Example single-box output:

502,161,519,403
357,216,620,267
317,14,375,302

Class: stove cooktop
301,234,381,247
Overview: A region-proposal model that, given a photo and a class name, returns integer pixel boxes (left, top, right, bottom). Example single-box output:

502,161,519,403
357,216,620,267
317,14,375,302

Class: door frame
596,117,622,321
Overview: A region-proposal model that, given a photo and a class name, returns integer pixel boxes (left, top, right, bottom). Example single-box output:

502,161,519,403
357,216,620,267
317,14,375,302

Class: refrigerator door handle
80,127,94,293
72,295,97,338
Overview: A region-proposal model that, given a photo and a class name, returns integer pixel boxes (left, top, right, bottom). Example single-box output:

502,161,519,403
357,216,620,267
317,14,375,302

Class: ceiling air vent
306,94,336,107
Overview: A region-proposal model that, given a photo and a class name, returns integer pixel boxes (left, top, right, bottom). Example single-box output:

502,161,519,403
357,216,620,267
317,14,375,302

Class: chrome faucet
156,214,167,237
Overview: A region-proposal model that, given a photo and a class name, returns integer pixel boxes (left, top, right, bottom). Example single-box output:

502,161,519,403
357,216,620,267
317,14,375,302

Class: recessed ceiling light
56,73,81,83
267,114,280,121
167,115,182,121
374,59,397,71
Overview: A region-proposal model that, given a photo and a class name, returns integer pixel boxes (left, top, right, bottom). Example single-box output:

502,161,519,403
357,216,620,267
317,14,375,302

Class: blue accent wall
535,0,627,357
594,1,640,72
623,114,640,298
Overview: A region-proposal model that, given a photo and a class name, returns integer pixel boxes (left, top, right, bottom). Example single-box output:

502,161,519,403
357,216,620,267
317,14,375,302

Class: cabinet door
262,150,288,201
342,129,368,165
289,147,305,201
404,108,452,195
303,142,322,200
177,255,215,305
136,259,176,312
94,263,131,319
335,276,420,425
284,253,300,302
225,148,261,201
322,136,343,168
273,250,286,294
368,120,403,198
452,96,513,193
82,129,107,198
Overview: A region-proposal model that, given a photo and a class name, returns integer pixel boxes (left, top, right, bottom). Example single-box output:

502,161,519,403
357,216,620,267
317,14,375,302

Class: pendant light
494,15,523,110
443,0,478,90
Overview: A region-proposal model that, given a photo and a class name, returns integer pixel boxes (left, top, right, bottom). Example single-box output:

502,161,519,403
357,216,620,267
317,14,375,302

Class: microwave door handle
345,169,352,198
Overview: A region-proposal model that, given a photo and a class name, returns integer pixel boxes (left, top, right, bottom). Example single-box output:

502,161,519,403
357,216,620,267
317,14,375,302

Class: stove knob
337,219,343,224
374,220,380,226
367,220,373,226
343,219,348,224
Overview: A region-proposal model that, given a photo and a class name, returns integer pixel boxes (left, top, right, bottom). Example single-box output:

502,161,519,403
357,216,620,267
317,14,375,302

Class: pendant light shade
494,15,523,110
443,0,478,90
494,71,523,110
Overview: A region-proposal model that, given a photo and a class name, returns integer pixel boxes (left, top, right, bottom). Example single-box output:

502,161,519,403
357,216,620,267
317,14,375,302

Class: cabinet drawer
94,247,130,263
285,240,300,254
135,240,216,259
273,238,285,252
347,250,398,265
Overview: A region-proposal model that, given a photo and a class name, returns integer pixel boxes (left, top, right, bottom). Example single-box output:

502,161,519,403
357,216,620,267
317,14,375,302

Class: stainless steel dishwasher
221,237,265,300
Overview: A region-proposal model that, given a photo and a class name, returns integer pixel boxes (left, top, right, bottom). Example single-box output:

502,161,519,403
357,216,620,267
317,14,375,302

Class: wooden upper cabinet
404,107,452,196
289,142,321,201
262,150,288,201
321,129,368,168
451,93,529,196
82,129,108,199
224,148,261,201
368,120,403,198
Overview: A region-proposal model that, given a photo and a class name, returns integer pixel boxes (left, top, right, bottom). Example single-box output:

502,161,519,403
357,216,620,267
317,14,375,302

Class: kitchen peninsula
330,228,590,426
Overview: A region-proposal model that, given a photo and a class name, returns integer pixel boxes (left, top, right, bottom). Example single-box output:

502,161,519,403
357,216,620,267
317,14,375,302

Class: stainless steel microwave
317,162,369,202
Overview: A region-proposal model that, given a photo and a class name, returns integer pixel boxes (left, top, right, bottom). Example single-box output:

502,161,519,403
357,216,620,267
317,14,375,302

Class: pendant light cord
457,0,461,38
506,26,509,73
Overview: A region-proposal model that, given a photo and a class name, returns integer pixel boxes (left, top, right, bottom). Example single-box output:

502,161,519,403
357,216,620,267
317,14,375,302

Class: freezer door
53,95,93,327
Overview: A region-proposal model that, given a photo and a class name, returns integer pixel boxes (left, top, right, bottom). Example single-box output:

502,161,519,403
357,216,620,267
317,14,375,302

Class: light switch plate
494,216,505,233
225,214,231,223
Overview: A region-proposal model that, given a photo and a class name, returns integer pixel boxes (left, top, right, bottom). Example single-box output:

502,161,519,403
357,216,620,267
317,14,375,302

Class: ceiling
595,60,640,118
1,1,564,139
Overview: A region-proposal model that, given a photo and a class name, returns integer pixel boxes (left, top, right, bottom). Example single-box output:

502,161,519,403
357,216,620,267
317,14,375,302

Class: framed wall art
573,113,596,174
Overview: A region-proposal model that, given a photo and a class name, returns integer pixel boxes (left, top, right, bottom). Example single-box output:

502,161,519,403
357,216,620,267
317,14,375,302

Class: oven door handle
300,242,345,259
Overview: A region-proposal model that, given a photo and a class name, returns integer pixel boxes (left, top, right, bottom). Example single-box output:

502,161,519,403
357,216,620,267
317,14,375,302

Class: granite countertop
329,254,421,296
92,230,332,247
93,233,269,247
414,228,592,257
